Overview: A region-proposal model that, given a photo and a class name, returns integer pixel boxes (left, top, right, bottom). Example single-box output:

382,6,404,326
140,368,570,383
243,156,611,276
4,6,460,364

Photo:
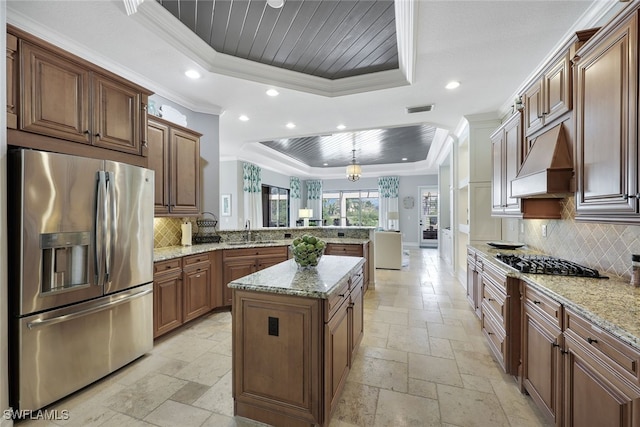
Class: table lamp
388,211,399,230
299,208,313,227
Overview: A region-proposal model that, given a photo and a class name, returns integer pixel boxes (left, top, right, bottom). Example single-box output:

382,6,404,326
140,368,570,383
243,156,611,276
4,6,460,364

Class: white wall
218,160,243,230
149,95,220,216
1,3,11,425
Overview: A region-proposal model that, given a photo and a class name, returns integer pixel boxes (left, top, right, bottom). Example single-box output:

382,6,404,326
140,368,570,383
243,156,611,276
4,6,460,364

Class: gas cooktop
495,253,608,279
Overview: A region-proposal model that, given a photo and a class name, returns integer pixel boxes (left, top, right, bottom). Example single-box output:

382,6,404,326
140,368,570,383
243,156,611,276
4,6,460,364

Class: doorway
419,187,438,248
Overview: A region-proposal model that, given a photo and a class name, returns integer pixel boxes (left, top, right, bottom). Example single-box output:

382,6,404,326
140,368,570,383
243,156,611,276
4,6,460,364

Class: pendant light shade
346,135,361,181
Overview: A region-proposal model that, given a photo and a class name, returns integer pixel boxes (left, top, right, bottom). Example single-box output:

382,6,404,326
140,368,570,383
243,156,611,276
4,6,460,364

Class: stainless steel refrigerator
8,149,155,411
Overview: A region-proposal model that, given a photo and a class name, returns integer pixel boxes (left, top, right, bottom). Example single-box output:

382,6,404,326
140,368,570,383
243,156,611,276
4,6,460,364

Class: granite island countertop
153,237,369,262
227,255,365,299
470,243,640,352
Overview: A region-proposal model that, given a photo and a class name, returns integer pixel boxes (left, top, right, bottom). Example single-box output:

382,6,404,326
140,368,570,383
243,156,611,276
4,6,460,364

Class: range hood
511,123,572,198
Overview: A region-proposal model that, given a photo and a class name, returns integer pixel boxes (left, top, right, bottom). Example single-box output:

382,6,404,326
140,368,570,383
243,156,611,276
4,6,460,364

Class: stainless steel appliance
8,149,154,411
495,253,608,278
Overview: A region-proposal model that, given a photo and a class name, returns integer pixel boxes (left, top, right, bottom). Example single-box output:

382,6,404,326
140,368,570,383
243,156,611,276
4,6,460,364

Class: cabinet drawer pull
561,350,569,355
533,300,541,305
195,274,201,278
84,129,91,135
552,342,560,348
95,132,102,138
487,331,493,335
339,294,346,298
487,298,494,302
587,337,598,344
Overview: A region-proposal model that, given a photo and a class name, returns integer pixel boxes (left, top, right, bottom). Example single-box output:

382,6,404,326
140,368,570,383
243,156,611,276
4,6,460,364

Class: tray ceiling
260,125,436,167
156,0,399,80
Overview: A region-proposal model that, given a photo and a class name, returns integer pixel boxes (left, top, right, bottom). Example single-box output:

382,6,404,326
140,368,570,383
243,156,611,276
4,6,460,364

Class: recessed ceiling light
266,89,279,97
286,122,296,129
267,0,284,8
239,115,249,122
336,124,346,130
445,81,460,90
185,69,201,79
402,158,408,161
323,163,329,166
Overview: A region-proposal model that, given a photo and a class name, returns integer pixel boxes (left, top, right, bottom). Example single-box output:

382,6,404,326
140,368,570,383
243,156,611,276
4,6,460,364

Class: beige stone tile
437,384,509,427
361,333,388,348
490,378,548,425
143,400,212,427
408,353,463,387
429,337,455,359
460,374,495,393
104,373,187,419
99,412,157,426
111,354,185,386
408,378,438,400
349,355,408,393
170,381,211,404
427,323,469,342
443,318,464,327
53,406,119,427
172,351,232,386
368,309,408,326
372,389,440,426
192,371,234,416
360,345,408,363
454,349,505,379
386,324,431,355
409,308,443,324
154,334,217,363
365,321,391,338
331,381,379,426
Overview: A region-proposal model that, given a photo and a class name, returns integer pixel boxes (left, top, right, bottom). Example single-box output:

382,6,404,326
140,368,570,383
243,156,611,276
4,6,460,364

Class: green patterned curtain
243,162,261,193
378,176,399,198
290,177,301,199
307,180,322,200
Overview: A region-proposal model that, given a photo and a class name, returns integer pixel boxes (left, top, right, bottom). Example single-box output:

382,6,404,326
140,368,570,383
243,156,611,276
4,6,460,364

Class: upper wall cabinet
7,25,152,163
148,116,201,216
491,112,522,216
6,32,17,129
523,52,572,136
574,11,638,222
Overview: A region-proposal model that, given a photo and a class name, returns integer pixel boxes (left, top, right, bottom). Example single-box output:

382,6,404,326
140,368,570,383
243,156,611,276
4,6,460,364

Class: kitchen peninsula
229,255,365,427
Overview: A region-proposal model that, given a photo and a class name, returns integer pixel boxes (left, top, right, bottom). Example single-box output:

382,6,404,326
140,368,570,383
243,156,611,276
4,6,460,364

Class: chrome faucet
244,219,251,242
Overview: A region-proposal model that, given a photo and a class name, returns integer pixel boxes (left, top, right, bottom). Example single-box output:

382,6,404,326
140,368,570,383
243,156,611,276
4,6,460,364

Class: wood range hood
511,123,573,198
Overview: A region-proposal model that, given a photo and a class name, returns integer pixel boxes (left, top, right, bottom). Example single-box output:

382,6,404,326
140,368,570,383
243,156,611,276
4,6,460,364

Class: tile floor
18,249,550,427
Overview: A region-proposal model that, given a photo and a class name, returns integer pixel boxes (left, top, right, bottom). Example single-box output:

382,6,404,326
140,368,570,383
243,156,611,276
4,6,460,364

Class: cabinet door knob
587,337,598,344
487,331,493,335
142,141,148,147
84,129,90,135
552,342,560,348
487,298,494,302
95,132,102,138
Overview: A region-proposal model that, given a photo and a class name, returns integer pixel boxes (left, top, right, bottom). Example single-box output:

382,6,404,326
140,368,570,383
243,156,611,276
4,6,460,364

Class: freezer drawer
11,284,153,411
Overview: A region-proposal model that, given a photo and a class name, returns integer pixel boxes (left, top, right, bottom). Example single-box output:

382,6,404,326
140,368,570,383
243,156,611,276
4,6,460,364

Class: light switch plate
541,224,547,237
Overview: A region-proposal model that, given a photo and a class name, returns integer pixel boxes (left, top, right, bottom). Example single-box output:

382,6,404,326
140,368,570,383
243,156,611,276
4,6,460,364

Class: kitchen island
229,255,365,427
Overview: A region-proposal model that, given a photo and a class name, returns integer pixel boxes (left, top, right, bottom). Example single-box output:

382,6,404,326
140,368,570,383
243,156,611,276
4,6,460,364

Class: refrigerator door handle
95,171,107,286
26,288,153,329
105,171,116,283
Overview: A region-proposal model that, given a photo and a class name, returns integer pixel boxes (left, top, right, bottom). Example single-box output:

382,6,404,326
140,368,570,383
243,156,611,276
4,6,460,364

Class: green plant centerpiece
291,234,326,269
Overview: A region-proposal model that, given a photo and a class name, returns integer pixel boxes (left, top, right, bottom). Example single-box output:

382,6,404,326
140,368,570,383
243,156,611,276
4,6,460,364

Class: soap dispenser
181,219,192,246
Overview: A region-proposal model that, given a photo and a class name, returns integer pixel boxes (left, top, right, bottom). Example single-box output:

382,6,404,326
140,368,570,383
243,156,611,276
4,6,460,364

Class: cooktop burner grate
495,253,608,279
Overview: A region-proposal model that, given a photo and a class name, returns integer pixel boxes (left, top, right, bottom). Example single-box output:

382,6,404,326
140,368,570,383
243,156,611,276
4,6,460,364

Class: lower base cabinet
233,267,364,427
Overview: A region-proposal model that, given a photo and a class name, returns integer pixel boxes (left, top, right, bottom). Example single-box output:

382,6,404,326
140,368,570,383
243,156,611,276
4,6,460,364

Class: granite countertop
153,237,369,262
228,255,365,299
470,243,640,351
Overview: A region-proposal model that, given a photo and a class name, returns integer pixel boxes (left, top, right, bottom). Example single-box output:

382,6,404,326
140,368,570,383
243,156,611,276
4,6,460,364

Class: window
262,185,289,227
322,190,378,226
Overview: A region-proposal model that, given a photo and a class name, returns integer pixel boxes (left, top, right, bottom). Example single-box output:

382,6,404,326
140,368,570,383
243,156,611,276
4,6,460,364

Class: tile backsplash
522,197,640,280
153,217,184,248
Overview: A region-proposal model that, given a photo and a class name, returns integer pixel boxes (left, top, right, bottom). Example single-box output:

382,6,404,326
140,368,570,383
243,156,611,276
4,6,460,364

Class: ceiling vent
406,104,435,114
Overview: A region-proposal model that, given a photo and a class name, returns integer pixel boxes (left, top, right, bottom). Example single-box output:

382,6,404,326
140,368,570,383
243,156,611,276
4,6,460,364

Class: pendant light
346,134,361,182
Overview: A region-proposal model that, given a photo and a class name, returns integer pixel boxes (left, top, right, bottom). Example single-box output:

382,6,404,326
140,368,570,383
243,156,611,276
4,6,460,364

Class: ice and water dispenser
41,231,90,293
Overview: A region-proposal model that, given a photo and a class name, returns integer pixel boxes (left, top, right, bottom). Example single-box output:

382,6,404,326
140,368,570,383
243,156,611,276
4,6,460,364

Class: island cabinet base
232,266,364,427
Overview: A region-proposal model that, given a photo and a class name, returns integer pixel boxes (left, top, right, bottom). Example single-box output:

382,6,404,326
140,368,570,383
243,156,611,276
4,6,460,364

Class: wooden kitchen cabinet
523,51,572,137
479,261,520,375
575,11,639,221
521,282,563,426
232,263,364,426
148,116,201,216
182,253,211,323
16,32,150,156
153,258,183,338
563,308,640,427
491,112,522,216
6,31,17,129
209,250,224,310
222,246,289,306
466,247,482,318
325,242,369,292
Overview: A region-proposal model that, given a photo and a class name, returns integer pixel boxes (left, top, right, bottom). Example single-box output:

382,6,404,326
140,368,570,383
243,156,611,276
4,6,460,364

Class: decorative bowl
291,235,326,269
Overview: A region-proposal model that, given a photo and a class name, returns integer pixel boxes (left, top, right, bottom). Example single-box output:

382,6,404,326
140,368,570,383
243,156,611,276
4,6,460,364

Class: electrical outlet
541,224,547,237
520,222,525,234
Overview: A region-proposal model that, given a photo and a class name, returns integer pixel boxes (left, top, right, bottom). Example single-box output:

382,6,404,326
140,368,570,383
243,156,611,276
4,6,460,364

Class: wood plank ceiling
156,0,399,79
260,125,436,167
